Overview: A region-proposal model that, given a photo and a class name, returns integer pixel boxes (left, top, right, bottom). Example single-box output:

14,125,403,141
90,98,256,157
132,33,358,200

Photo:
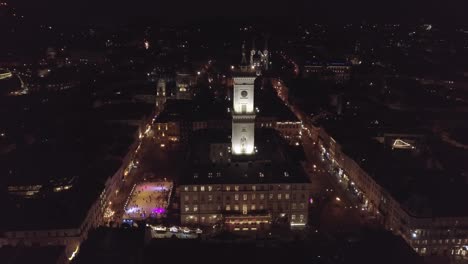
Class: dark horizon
8,0,468,25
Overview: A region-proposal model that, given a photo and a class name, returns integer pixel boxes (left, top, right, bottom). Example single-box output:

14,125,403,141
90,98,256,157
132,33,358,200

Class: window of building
201,186,205,191
208,172,213,178
226,186,231,191
193,195,198,201
235,194,239,201
278,194,282,200
193,205,198,212
235,186,239,191
185,205,189,212
292,203,296,209
285,185,290,190
226,205,231,211
251,204,256,210
193,173,198,179
234,205,239,211
252,185,256,191
208,195,213,201
243,194,248,201
284,172,290,177
269,194,273,199
208,186,213,191
193,186,197,192
260,194,265,200
285,194,290,200
184,186,188,191
252,194,256,200
259,172,264,178
300,214,304,220
260,205,264,210
184,195,189,201
291,214,296,220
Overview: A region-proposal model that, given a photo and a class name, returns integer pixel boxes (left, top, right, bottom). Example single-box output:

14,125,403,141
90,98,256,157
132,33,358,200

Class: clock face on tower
241,90,248,98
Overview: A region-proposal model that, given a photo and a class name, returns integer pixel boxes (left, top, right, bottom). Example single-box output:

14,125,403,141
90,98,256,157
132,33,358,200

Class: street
271,78,371,233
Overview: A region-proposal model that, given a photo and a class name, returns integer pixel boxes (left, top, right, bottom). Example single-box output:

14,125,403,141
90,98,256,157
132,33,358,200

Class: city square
123,181,173,220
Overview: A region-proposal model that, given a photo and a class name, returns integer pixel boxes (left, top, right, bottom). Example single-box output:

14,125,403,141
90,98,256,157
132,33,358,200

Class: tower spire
240,41,249,71
241,42,247,64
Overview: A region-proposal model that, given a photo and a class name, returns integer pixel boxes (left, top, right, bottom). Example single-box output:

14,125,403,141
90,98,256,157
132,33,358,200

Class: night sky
9,0,468,24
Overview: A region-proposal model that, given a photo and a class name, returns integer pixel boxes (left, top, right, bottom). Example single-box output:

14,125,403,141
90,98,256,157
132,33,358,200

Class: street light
335,197,341,202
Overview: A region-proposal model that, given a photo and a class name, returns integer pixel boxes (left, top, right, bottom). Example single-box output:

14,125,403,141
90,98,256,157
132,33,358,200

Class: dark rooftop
320,114,468,218
0,246,65,264
180,128,309,185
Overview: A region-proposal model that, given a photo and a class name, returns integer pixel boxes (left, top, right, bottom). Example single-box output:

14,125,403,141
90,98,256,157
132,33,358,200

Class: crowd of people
123,182,172,220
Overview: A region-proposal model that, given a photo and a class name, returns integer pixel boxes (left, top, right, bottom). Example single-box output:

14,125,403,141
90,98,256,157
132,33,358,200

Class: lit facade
231,76,256,156
314,126,468,260
155,78,167,113
180,182,310,230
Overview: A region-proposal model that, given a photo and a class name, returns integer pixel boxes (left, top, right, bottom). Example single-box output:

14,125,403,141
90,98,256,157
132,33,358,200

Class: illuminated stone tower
232,43,256,155
155,78,166,113
250,38,256,66
262,37,269,70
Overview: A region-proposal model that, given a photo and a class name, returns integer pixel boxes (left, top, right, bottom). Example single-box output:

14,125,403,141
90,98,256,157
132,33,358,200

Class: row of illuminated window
8,185,42,191
7,229,78,239
184,193,306,202
183,202,306,212
291,214,305,221
225,204,262,211
414,239,468,245
183,184,307,192
414,247,467,256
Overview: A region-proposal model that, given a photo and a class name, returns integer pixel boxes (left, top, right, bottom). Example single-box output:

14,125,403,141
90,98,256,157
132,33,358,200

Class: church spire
240,41,249,71
241,42,247,64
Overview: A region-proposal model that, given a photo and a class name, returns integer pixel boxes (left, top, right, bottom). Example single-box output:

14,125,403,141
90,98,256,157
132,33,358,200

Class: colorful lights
125,207,138,214
152,207,166,214
151,186,169,192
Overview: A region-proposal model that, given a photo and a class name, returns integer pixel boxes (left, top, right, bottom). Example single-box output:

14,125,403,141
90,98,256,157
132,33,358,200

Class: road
102,114,184,226
271,77,369,233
